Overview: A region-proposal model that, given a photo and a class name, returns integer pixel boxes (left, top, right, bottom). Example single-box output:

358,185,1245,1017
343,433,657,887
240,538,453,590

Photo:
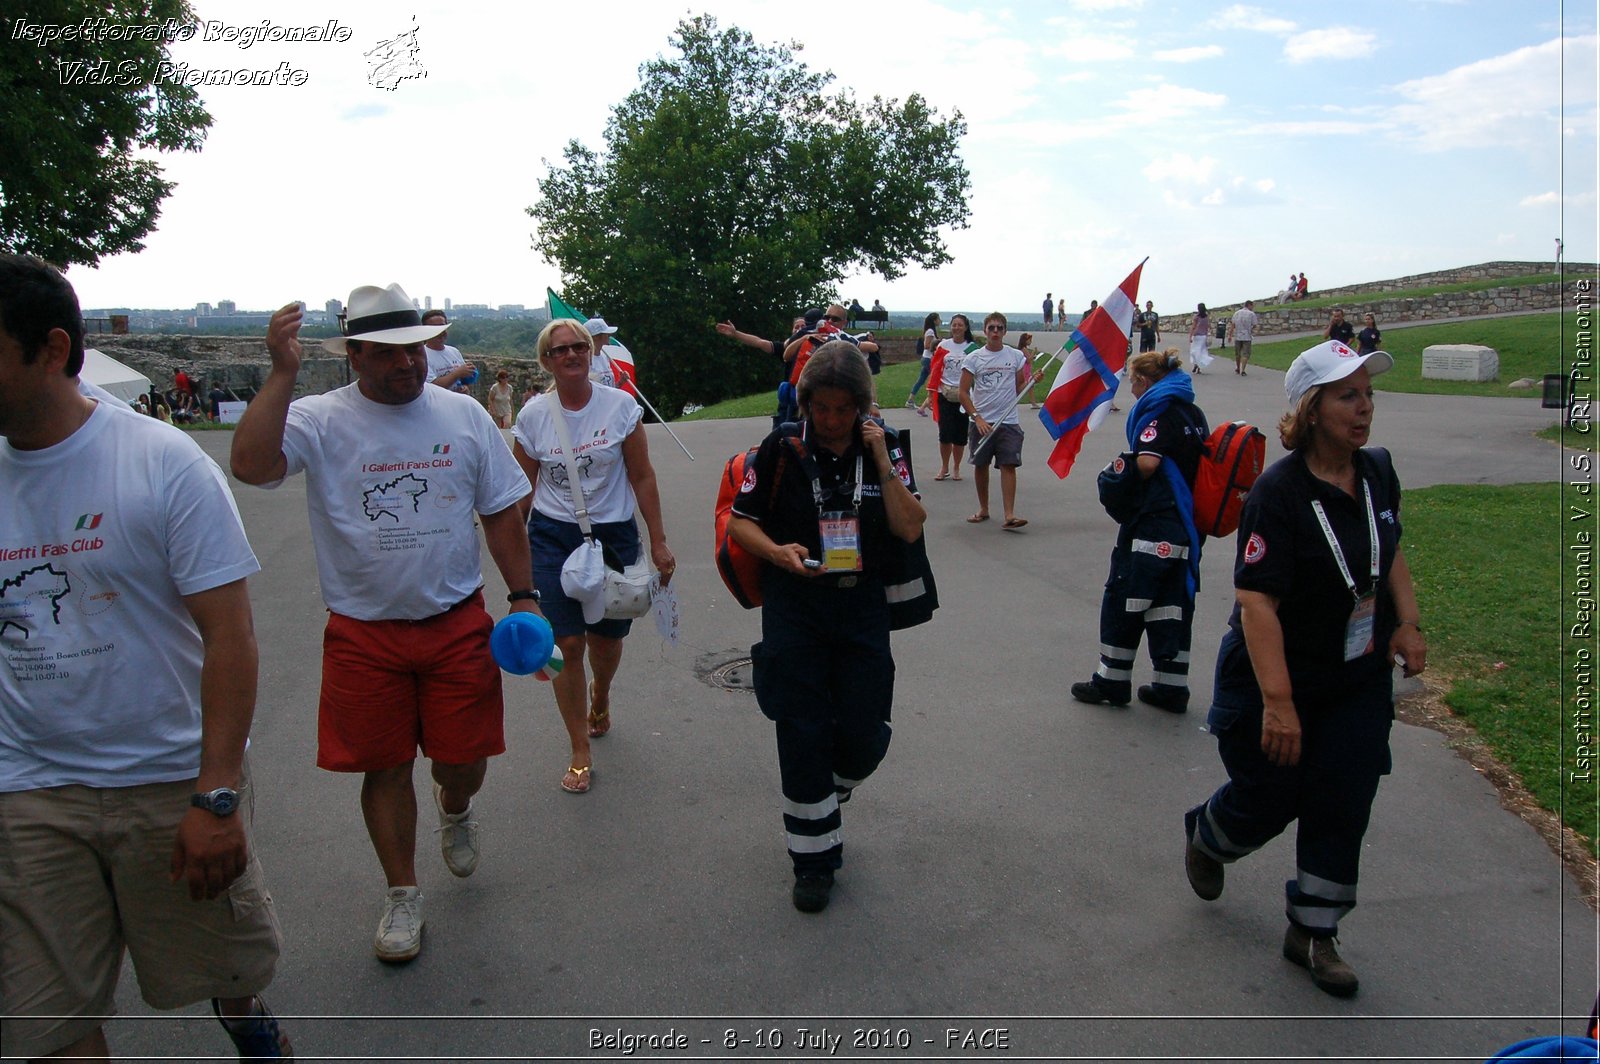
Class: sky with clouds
59,0,1598,318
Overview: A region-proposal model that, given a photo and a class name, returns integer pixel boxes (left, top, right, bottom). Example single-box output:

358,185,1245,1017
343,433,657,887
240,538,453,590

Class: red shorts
317,591,506,772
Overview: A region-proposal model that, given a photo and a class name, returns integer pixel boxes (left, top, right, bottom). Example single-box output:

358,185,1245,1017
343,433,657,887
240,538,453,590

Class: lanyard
1310,478,1378,603
806,454,863,513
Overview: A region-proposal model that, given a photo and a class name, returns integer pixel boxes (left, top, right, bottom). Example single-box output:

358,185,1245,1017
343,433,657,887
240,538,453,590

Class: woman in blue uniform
728,342,927,913
1072,349,1209,713
1183,339,1427,998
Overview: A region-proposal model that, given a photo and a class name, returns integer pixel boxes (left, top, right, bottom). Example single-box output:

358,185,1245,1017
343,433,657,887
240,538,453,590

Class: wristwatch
507,589,540,604
191,787,240,817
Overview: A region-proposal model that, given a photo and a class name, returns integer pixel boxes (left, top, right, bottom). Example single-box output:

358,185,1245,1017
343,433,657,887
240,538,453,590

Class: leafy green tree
0,2,212,267
529,14,970,415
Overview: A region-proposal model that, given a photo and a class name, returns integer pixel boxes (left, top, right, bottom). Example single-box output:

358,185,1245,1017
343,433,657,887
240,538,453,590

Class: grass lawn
1538,424,1598,453
1247,311,1579,398
1402,481,1594,855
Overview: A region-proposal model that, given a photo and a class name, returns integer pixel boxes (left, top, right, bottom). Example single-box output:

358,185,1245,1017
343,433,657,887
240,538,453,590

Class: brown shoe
1185,839,1223,900
1282,924,1359,997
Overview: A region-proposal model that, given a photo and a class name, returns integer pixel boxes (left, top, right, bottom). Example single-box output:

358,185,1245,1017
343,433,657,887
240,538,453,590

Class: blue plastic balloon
462,368,479,386
490,612,554,675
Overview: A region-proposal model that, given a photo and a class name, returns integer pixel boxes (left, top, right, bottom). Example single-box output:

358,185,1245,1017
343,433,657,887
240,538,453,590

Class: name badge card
1344,593,1376,661
819,512,862,573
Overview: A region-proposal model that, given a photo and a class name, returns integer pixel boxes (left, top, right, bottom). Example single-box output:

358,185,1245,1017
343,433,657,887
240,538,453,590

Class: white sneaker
433,782,479,877
904,399,918,409
375,886,424,963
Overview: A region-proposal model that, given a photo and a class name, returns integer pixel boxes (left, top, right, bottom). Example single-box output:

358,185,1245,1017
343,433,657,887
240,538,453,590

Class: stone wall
86,334,548,403
1155,260,1595,339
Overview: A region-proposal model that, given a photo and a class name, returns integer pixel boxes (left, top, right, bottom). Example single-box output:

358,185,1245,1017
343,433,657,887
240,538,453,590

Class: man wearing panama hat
232,284,542,964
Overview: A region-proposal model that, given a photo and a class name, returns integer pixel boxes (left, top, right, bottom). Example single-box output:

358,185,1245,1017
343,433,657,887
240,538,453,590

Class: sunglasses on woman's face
547,342,590,358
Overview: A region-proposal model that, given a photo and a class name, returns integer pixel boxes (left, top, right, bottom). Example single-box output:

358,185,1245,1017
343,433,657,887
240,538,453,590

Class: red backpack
714,433,799,609
1192,420,1265,537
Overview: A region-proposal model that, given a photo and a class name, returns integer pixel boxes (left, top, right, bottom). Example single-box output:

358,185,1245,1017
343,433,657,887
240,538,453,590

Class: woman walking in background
1071,349,1208,713
1188,303,1215,373
930,314,979,480
1356,313,1382,356
907,312,940,415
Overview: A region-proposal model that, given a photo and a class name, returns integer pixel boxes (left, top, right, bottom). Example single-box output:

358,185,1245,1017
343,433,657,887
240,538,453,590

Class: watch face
196,787,239,816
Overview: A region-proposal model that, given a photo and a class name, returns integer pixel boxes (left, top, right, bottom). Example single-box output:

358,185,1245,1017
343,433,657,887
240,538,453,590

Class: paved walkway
110,370,1590,1062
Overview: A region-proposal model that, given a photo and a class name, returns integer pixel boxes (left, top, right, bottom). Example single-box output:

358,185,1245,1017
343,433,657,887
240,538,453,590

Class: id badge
819,511,863,573
1344,593,1376,661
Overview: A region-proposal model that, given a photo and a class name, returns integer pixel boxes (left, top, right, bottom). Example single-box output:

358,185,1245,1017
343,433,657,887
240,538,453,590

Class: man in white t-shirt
232,283,539,965
0,255,291,1061
1229,299,1260,375
959,311,1041,530
421,309,474,392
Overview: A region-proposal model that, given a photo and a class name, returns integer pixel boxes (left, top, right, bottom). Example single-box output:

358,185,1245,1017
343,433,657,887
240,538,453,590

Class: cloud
1209,4,1297,34
1040,34,1136,61
1067,0,1144,9
1388,35,1597,151
1198,176,1282,208
1283,27,1378,63
1154,45,1223,62
1521,189,1598,208
339,102,390,121
1253,119,1378,136
1143,153,1218,184
1114,83,1228,123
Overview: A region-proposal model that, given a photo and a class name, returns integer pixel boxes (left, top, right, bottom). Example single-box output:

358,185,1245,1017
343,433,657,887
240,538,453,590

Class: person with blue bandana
1071,348,1209,713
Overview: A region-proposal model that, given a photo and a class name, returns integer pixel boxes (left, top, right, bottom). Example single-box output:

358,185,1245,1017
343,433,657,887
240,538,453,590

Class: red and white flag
1037,260,1146,479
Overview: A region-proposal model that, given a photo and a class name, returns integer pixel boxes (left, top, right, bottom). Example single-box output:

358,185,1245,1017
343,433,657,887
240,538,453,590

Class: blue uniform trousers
1093,529,1195,702
752,575,894,876
1186,631,1393,935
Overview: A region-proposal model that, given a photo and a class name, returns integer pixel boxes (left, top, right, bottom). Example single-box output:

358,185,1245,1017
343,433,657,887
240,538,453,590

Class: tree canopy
0,2,212,268
529,14,971,415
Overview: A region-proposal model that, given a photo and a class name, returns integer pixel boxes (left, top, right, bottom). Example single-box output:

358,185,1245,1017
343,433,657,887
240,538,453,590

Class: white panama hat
321,283,449,355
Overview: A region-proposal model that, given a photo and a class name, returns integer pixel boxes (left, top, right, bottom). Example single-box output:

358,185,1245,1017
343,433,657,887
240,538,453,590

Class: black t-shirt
1227,448,1403,690
1327,320,1356,345
730,423,918,582
1138,311,1159,336
1130,401,1206,488
1357,326,1381,355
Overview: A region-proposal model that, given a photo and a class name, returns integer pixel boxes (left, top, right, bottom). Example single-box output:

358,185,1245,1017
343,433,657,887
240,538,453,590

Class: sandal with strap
561,765,592,794
587,682,611,738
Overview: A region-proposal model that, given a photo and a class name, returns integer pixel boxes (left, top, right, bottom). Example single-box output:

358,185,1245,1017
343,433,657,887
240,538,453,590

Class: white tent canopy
81,348,152,402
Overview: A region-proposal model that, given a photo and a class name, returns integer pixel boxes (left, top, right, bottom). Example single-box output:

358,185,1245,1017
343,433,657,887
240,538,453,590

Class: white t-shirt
1231,307,1259,341
963,344,1028,425
274,383,531,621
936,339,976,389
425,343,467,388
0,402,260,791
512,387,644,524
921,329,937,361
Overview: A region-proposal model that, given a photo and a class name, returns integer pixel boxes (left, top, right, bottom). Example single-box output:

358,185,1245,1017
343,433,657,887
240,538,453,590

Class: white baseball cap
582,316,619,336
1284,340,1393,407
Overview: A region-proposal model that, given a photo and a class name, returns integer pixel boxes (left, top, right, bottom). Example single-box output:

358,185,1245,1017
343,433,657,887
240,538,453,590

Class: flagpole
969,347,1063,462
629,382,696,462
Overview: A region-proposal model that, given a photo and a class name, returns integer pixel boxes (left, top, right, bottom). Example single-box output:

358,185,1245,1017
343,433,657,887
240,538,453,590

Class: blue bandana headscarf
1125,369,1202,599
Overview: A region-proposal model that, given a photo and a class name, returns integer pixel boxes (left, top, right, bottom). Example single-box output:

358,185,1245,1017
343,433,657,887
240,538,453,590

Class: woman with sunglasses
511,320,675,794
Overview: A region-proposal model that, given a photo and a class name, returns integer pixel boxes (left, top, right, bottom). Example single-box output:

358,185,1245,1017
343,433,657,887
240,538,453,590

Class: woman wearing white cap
1182,339,1426,999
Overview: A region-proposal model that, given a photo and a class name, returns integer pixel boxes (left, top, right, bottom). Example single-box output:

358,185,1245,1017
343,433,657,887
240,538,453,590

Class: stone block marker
1422,343,1499,382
